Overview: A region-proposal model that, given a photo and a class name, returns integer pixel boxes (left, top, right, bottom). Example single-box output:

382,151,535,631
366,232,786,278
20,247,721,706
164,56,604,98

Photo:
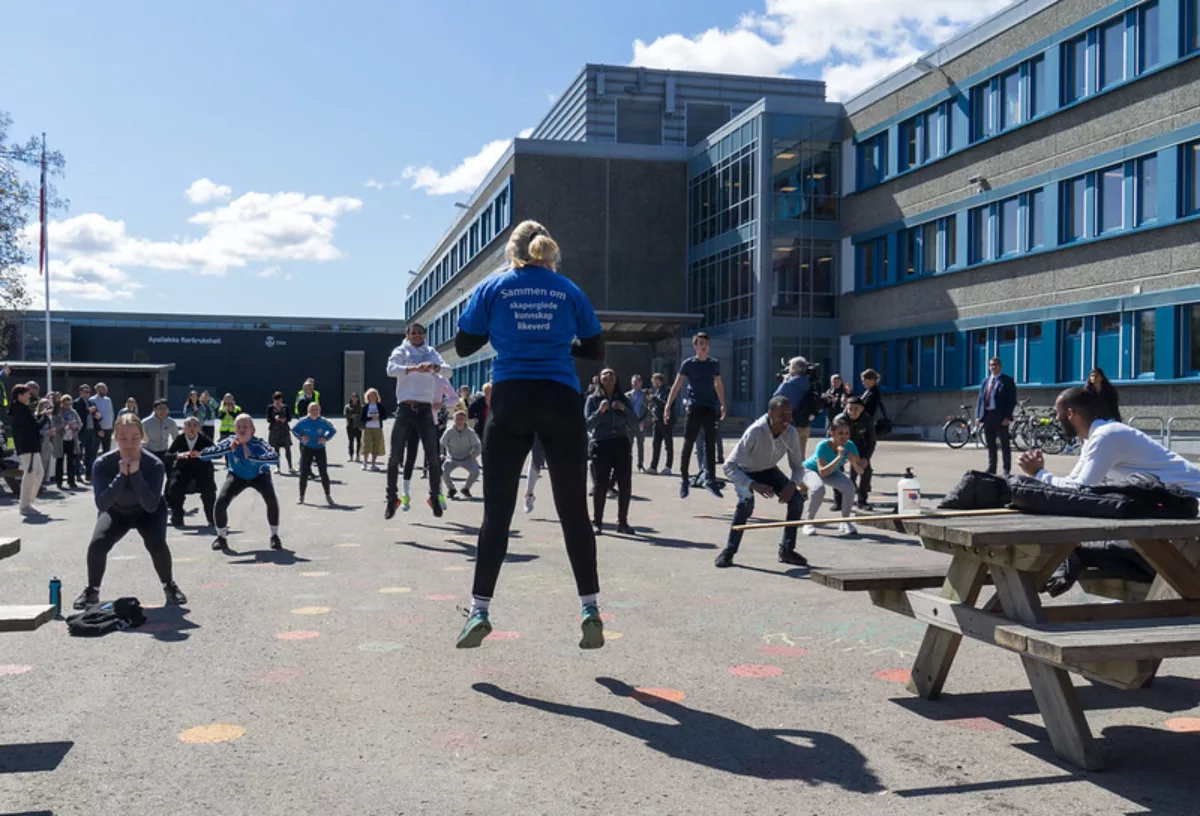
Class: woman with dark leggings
453,220,605,649
585,368,636,534
74,414,187,609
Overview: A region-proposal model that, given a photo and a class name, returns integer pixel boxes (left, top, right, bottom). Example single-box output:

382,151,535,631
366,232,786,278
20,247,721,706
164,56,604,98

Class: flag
38,145,47,276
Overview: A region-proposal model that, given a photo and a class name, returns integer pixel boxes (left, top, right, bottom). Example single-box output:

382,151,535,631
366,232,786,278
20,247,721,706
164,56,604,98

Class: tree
0,110,67,357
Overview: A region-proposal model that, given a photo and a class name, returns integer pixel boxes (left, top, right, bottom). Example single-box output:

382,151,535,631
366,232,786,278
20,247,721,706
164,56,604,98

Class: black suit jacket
976,373,1017,421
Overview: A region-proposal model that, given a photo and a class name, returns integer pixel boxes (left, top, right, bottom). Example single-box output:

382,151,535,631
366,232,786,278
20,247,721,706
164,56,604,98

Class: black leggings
299,447,331,496
472,379,598,600
87,504,173,589
387,404,441,501
681,406,719,482
402,430,421,480
591,437,632,525
215,471,280,530
347,427,362,458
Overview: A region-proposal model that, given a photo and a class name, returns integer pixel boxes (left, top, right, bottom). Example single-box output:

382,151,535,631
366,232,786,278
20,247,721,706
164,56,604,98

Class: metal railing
1166,416,1200,451
1127,415,1166,444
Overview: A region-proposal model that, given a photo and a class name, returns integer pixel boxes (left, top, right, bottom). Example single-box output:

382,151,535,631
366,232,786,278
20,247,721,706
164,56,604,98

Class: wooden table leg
1125,538,1200,688
991,565,1104,771
907,551,989,699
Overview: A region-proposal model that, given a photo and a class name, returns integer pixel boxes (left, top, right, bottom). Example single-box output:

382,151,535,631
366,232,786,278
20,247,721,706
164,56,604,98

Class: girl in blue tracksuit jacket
200,413,282,552
291,402,338,506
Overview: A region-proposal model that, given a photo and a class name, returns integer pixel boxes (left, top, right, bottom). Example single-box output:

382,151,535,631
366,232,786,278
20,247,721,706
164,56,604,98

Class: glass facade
689,120,758,246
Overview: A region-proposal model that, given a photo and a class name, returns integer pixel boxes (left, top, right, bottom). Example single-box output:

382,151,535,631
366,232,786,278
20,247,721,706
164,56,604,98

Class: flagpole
41,133,51,392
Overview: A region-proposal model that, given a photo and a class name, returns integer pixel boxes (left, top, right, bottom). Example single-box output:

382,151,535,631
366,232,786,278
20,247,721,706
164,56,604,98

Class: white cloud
258,265,282,278
185,178,232,204
21,257,141,305
401,213,411,220
631,0,1013,100
363,178,387,190
401,128,535,196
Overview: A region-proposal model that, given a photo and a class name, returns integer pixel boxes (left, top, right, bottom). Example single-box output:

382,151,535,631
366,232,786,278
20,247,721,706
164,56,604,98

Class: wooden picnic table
850,514,1200,770
0,537,57,632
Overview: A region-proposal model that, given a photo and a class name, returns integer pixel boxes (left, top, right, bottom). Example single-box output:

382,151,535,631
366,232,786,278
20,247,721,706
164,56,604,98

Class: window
1097,313,1122,377
1188,0,1200,55
771,240,836,317
691,139,758,245
1138,310,1156,376
857,237,887,288
1001,69,1022,129
1024,323,1045,383
1062,318,1085,381
922,221,939,274
617,99,663,145
1063,175,1087,242
1028,189,1045,249
1137,154,1158,224
1187,141,1200,216
1065,35,1089,103
923,106,950,161
945,215,958,268
772,140,837,222
920,336,937,388
969,84,991,142
1100,18,1126,89
1029,56,1050,117
999,196,1020,256
901,119,918,171
903,228,919,278
1139,2,1161,72
969,206,988,263
1098,164,1125,233
858,133,887,187
902,338,917,387
690,241,757,326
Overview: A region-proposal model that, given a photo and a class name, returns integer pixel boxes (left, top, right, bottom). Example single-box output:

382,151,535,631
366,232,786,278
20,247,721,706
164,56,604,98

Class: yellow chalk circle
378,587,412,594
291,606,331,615
178,724,246,744
334,542,361,548
300,571,330,577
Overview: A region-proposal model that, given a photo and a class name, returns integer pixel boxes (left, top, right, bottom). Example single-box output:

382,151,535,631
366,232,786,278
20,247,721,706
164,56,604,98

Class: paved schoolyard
0,434,1198,815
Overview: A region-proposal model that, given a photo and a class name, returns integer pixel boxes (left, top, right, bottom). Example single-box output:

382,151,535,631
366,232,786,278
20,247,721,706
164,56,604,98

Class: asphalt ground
1,431,1198,816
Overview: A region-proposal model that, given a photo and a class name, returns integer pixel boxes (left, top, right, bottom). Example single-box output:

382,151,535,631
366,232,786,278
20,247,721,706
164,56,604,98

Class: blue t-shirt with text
803,438,859,472
679,356,720,410
457,266,602,390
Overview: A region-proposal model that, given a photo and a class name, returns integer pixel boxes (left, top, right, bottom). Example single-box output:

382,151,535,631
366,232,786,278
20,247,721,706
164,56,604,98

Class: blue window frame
1100,17,1127,90
1137,309,1156,377
1187,305,1200,374
1188,0,1200,55
922,221,939,274
1186,141,1200,216
997,326,1018,375
1028,189,1046,249
999,196,1021,257
901,338,918,388
1064,34,1090,103
1001,69,1022,130
968,206,988,264
1096,313,1122,376
919,336,937,389
1098,164,1125,234
944,332,962,386
902,227,919,278
969,84,991,143
900,119,918,172
1029,56,1050,117
857,236,888,288
1139,2,1161,73
1061,318,1085,381
1063,175,1088,242
858,133,887,188
1137,154,1158,224
970,330,990,384
1023,323,1045,384
944,215,958,269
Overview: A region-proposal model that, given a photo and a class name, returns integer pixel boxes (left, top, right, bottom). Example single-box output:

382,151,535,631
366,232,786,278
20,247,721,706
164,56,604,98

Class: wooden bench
0,537,19,561
0,538,56,632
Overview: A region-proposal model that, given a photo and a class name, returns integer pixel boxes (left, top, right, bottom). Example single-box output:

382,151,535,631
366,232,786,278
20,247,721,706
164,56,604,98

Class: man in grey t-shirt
665,332,726,500
91,382,116,454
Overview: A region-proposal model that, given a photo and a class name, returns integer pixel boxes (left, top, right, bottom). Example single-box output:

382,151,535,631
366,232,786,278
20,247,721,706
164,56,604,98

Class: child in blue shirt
292,402,338,506
201,414,282,551
801,416,866,537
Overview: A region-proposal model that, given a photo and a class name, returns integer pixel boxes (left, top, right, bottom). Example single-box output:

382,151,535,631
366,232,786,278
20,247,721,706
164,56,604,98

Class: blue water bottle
49,577,62,618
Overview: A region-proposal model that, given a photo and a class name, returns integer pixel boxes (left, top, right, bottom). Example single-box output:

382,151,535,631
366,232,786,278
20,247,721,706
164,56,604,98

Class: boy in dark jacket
835,397,876,511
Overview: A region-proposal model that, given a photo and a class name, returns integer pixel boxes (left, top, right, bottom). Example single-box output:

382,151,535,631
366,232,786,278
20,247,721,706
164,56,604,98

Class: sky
2,0,1013,320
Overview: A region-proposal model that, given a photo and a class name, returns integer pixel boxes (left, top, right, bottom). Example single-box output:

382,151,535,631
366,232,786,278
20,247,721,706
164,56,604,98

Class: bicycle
942,405,984,449
1009,399,1037,452
1025,412,1067,455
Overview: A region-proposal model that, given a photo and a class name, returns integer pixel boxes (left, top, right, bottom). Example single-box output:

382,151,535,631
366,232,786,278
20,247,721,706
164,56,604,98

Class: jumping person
715,395,809,569
202,415,282,551
384,323,450,519
217,393,241,442
801,416,866,536
453,219,606,649
292,402,337,506
165,417,217,528
266,391,294,474
441,410,482,499
360,388,388,471
585,368,636,535
665,332,726,499
344,392,364,462
399,432,421,512
73,414,186,609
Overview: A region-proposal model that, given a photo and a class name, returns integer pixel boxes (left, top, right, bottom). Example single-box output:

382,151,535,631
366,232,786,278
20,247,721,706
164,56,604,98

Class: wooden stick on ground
731,507,1019,532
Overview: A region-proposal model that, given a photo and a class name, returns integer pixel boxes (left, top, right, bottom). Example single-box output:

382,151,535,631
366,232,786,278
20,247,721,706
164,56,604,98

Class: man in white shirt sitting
714,395,809,570
1018,386,1200,495
1018,386,1200,595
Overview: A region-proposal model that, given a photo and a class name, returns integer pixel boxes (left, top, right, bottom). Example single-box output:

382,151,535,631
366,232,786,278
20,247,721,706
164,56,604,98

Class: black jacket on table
165,432,216,482
91,449,164,514
8,401,41,455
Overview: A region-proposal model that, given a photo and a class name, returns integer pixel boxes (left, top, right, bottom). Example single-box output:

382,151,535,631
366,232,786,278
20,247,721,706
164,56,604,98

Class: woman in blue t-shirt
453,220,606,650
801,416,866,537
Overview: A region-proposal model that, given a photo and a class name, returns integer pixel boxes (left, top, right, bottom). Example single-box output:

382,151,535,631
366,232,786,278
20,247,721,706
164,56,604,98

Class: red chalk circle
600,613,616,622
254,668,304,684
729,664,783,678
946,717,1004,732
489,630,522,641
0,665,33,676
874,669,912,684
756,645,808,657
632,687,687,704
276,630,320,641
1165,717,1200,733
424,594,458,601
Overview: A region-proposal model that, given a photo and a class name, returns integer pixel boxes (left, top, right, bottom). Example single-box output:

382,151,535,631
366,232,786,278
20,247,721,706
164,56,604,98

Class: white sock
270,525,280,536
218,527,229,538
470,595,491,614
580,593,598,610
402,479,411,496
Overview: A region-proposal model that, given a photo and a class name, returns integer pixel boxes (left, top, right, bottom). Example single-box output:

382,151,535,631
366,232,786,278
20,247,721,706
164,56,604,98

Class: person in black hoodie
73,413,187,609
165,417,217,528
9,384,44,516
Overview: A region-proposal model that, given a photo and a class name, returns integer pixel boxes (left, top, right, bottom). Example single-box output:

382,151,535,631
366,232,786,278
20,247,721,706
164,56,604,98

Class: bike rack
1166,416,1200,451
1128,415,1166,445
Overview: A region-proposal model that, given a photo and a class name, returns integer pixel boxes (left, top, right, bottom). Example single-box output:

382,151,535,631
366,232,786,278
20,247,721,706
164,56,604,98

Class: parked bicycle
942,405,984,449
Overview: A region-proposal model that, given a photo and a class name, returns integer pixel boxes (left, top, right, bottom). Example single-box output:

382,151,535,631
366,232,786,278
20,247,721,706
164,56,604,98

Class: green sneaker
400,494,411,512
579,604,605,650
456,609,492,649
438,493,448,510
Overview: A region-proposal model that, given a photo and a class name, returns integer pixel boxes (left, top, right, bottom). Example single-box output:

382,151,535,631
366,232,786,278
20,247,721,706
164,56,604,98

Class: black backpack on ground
939,470,1012,510
66,597,146,637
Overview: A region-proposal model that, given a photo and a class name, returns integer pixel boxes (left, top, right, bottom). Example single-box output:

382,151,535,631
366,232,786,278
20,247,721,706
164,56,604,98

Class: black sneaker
325,494,335,507
270,534,283,550
447,487,458,499
679,480,690,499
170,516,185,529
429,497,444,518
164,583,187,605
706,481,724,499
855,501,875,512
297,494,305,505
616,522,635,536
384,499,397,520
714,548,735,568
593,520,603,536
637,465,645,473
607,488,618,499
73,587,99,610
212,536,228,551
461,488,473,499
778,549,809,567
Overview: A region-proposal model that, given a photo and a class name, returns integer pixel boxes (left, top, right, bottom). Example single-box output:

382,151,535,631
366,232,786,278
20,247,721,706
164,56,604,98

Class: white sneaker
661,467,672,476
361,462,367,471
839,522,858,536
801,524,817,536
523,494,536,514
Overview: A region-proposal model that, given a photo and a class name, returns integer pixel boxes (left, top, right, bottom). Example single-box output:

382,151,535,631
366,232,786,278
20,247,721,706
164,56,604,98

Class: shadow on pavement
732,563,811,579
226,548,313,566
474,677,884,790
125,604,200,643
0,741,73,774
637,528,719,550
398,538,538,564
